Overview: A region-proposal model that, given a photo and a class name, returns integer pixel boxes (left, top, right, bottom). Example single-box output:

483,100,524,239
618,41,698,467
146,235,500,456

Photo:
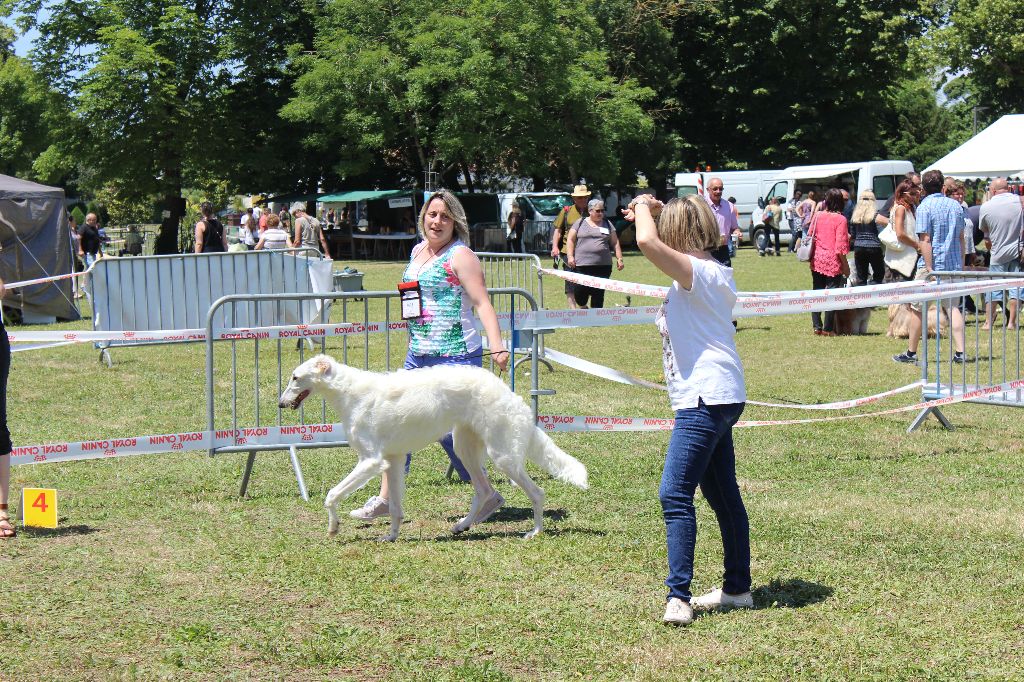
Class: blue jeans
402,350,483,481
660,400,750,601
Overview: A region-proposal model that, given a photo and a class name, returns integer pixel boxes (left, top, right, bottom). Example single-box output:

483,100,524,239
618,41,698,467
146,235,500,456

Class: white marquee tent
924,114,1024,180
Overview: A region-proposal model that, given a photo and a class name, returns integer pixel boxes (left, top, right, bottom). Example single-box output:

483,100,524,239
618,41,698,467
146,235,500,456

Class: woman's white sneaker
349,495,389,521
663,597,693,626
691,587,754,611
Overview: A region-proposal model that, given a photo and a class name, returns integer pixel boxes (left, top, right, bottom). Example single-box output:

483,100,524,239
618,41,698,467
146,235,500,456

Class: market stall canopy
769,163,864,183
318,189,415,203
924,115,1024,180
258,191,322,206
0,174,78,322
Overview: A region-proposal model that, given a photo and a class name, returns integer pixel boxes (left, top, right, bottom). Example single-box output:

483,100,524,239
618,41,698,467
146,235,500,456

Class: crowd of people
233,202,331,256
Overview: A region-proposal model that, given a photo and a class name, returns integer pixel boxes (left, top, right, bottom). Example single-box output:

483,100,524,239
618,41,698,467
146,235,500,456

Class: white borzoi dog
279,355,588,541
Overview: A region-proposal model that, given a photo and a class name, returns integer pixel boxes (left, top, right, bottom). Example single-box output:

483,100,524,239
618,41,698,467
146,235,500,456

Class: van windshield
527,195,572,216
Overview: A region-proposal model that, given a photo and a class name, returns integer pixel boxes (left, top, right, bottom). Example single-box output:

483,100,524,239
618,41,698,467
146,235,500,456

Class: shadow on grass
20,524,99,538
735,326,772,333
752,577,832,609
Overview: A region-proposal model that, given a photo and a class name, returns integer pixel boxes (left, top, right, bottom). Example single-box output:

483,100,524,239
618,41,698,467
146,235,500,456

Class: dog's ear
313,356,333,378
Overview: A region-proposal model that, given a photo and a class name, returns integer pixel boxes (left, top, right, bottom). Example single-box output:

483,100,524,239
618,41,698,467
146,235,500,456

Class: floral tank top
403,240,481,357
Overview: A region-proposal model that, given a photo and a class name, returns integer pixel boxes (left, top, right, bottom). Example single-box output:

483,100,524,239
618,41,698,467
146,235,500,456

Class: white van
749,160,915,251
674,170,780,234
498,192,572,253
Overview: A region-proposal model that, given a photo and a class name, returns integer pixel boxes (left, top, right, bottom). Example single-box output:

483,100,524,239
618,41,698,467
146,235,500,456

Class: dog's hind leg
324,456,387,537
498,462,546,540
380,453,406,542
450,426,490,534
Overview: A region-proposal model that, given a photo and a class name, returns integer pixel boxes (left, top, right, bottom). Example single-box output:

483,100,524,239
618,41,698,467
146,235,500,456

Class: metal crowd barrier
88,248,327,365
477,252,551,373
911,269,1024,431
204,287,548,500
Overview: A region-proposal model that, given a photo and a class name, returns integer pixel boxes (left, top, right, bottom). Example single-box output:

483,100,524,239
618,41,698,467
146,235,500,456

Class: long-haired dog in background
279,355,588,541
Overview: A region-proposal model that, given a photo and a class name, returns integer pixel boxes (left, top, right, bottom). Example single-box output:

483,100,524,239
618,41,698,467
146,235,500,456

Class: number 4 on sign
22,488,58,529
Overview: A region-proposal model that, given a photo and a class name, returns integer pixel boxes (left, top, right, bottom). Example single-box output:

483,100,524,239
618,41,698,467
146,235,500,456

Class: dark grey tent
0,174,79,322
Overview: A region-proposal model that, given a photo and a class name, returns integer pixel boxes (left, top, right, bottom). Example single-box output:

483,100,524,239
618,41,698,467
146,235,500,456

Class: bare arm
453,248,509,371
254,238,266,251
609,225,623,270
320,227,331,257
194,221,205,254
566,227,578,268
630,197,696,290
893,205,919,250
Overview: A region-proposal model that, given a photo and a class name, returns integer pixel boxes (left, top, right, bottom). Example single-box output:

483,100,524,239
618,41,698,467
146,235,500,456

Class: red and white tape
5,269,88,291
545,345,924,410
537,378,1024,432
539,267,1024,317
11,423,348,467
13,378,1023,467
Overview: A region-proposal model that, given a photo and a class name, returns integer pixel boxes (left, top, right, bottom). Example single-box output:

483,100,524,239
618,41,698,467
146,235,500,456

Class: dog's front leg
379,453,406,542
324,456,387,537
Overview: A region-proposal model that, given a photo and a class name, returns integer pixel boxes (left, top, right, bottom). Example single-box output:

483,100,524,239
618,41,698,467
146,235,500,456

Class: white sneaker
663,597,693,626
349,495,389,521
691,587,754,611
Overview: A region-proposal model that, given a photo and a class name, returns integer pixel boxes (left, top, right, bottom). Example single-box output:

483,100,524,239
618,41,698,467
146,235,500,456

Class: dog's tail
526,427,588,490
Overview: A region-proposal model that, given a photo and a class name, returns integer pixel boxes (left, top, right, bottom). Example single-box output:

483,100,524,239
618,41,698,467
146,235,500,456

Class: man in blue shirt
893,170,967,365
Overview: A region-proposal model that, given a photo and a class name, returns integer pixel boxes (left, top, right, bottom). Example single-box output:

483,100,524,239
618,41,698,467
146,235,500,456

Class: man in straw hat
551,184,592,309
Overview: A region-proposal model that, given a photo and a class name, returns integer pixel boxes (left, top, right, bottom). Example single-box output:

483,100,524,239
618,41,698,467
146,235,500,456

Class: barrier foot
514,355,553,375
289,445,310,501
907,406,954,433
99,348,112,368
239,451,257,497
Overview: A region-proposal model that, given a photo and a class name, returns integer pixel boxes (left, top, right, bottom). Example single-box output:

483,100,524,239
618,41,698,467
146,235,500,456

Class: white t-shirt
240,215,257,246
261,227,290,250
655,256,746,410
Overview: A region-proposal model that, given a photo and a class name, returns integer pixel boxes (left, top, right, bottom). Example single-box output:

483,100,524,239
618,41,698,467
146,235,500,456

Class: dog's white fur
279,355,588,541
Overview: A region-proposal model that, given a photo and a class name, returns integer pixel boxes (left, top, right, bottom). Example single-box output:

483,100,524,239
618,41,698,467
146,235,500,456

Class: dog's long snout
278,387,311,410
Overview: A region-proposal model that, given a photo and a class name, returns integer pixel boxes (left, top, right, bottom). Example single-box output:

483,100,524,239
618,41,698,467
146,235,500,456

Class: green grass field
1,248,1022,680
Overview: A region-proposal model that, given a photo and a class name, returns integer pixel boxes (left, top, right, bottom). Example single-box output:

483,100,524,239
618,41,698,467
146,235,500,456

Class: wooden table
350,233,419,260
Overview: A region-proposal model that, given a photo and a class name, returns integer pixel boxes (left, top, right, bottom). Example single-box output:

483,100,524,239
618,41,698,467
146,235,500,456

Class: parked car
498,192,572,254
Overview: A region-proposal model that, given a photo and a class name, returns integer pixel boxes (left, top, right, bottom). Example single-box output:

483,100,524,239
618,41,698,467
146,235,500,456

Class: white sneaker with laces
691,587,754,611
663,597,693,626
349,495,389,521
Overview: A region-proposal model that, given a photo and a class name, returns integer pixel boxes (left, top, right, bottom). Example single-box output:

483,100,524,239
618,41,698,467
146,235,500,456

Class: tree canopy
283,0,655,190
0,0,1014,243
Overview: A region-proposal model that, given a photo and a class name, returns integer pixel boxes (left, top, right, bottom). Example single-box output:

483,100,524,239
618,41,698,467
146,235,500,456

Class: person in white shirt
627,193,753,626
240,208,258,249
254,214,291,250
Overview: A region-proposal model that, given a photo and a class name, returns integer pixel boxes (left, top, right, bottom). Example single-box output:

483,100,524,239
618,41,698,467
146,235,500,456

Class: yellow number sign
22,488,58,529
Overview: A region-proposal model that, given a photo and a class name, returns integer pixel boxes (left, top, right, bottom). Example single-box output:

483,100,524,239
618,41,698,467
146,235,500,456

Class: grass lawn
1,247,1022,680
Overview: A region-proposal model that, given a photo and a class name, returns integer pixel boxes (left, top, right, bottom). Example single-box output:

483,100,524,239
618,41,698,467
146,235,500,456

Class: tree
0,44,65,180
283,0,654,191
881,76,970,169
929,0,1024,117
665,0,940,170
14,0,318,253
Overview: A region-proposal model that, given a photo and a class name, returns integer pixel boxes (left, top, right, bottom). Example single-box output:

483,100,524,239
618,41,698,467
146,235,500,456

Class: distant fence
88,249,330,363
912,269,1024,431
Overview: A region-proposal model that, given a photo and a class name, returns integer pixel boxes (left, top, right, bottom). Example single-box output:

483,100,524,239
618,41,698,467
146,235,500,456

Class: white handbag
796,216,817,262
878,225,902,251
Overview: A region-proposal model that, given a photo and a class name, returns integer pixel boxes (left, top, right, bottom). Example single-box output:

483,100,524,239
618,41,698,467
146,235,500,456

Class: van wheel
753,230,767,252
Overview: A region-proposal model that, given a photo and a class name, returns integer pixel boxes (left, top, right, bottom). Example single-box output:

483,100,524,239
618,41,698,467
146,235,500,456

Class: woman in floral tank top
349,191,511,528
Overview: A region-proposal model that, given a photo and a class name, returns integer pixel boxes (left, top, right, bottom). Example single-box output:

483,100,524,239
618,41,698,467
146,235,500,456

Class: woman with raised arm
627,194,751,626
